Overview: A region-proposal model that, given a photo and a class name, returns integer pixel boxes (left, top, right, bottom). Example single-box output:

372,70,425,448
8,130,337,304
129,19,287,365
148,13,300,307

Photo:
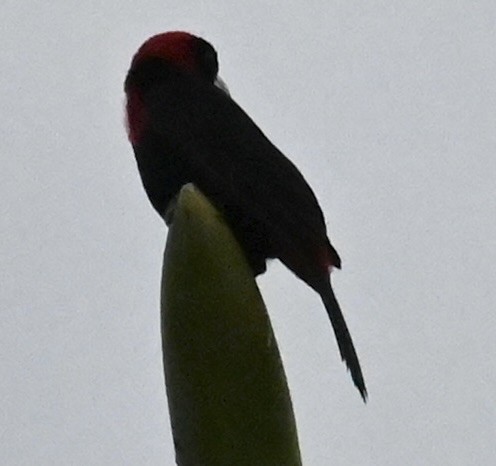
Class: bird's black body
125,32,367,400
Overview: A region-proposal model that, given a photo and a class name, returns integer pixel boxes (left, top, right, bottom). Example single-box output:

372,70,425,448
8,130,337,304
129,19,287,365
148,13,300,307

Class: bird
124,31,367,401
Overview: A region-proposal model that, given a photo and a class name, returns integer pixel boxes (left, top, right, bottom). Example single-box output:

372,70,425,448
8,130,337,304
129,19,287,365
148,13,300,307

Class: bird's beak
214,76,230,96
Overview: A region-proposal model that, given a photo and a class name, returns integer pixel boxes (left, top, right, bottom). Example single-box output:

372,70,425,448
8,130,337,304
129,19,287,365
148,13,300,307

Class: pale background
2,1,495,464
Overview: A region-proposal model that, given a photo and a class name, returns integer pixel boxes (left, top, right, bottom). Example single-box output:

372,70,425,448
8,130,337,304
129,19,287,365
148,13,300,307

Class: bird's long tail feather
320,281,367,402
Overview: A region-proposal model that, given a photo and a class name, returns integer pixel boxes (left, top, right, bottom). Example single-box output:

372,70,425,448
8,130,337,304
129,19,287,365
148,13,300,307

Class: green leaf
161,184,302,466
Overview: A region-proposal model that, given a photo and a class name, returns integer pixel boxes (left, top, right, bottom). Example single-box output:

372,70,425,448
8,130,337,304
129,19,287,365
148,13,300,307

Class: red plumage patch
321,244,342,273
125,89,148,145
131,31,197,72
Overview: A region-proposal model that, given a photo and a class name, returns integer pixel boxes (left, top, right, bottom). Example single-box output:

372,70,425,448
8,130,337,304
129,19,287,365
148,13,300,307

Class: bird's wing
146,78,339,276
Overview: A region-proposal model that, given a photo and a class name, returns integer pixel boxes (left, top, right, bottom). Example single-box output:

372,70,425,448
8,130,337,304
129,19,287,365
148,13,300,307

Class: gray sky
2,1,495,464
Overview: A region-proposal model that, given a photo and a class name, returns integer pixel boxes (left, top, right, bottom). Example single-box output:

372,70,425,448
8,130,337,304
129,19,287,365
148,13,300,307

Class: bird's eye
197,40,219,82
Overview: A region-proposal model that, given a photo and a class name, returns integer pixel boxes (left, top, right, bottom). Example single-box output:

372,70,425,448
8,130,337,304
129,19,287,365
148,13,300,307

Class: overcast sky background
2,1,495,465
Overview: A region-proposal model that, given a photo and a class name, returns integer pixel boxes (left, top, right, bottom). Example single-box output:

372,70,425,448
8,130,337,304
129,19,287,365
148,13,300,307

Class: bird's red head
127,31,219,84
125,31,221,144
130,31,199,73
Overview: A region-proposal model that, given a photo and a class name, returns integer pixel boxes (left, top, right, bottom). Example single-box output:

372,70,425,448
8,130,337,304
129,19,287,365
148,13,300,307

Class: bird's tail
320,281,367,402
